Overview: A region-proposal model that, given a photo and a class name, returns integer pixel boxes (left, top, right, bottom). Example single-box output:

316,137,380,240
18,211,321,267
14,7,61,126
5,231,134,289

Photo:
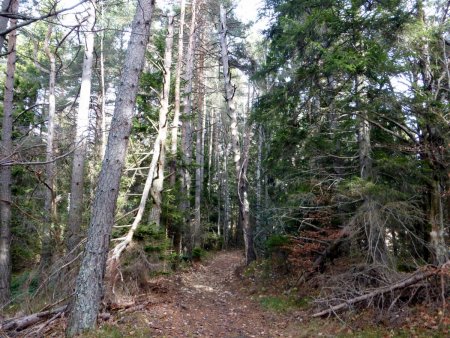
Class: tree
0,0,11,53
180,0,198,252
219,3,256,264
0,0,18,306
66,0,96,252
40,23,58,270
66,0,155,335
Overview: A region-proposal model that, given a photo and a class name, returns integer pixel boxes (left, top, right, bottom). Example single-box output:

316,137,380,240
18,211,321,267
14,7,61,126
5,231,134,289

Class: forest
0,0,449,336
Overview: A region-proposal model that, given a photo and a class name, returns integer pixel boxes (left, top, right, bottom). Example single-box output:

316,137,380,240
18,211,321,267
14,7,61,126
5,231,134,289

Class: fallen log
312,262,448,317
1,305,67,332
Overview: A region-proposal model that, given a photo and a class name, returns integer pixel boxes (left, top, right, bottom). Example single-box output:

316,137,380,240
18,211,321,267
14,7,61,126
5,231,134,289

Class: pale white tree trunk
99,2,107,158
66,1,155,335
67,1,96,252
169,0,186,187
149,14,175,228
0,0,17,305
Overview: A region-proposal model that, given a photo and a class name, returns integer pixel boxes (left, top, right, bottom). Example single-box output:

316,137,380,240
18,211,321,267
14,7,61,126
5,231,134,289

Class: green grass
259,295,311,312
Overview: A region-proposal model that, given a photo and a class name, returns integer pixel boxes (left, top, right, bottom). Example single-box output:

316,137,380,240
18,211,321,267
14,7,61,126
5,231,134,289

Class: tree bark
99,1,106,159
67,0,96,252
40,24,58,270
109,13,174,292
219,4,255,264
240,125,256,263
180,0,197,252
0,0,17,306
169,0,186,187
149,14,175,228
0,0,11,53
66,1,155,335
193,40,205,248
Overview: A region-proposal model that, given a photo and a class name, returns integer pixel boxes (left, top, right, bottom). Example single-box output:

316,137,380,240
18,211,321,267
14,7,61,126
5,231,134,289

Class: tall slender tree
180,0,198,251
40,23,58,270
0,0,18,306
67,0,96,252
66,0,155,335
219,3,256,264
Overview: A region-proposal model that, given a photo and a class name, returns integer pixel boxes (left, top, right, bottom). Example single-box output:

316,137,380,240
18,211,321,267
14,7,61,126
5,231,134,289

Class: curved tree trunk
66,1,155,335
67,1,96,252
0,0,17,306
149,14,175,228
219,4,255,264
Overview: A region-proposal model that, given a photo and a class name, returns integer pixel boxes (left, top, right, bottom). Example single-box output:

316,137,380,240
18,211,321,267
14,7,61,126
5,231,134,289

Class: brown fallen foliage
312,260,450,317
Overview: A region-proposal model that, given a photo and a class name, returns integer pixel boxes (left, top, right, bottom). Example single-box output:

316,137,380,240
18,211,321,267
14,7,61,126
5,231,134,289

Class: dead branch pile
312,261,449,317
0,305,67,336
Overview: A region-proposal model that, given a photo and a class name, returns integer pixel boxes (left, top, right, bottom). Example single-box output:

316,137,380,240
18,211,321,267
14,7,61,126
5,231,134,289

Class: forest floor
84,250,303,337
76,250,447,338
7,250,447,337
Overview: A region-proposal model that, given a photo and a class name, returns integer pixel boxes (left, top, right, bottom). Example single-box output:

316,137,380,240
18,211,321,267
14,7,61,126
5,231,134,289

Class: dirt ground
109,251,300,337
5,250,447,337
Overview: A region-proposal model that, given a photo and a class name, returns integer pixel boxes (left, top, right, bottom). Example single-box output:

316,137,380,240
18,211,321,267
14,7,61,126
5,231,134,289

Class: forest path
115,251,298,337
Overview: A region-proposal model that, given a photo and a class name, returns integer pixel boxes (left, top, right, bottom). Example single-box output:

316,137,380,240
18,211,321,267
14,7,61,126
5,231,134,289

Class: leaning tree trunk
66,1,155,335
219,4,256,264
40,24,58,270
110,15,174,281
67,0,96,252
0,0,17,306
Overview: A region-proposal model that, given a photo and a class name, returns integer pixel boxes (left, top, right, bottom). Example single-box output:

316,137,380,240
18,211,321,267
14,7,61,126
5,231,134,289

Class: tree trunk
219,4,255,264
0,0,17,306
67,0,96,252
240,125,256,263
193,42,205,248
180,0,197,252
149,14,175,228
169,0,186,187
66,1,155,335
41,24,58,270
416,0,448,265
0,0,11,53
354,73,388,266
99,2,107,159
256,125,263,230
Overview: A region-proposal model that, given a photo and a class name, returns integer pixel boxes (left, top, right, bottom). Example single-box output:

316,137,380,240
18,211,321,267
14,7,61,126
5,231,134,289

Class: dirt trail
122,251,296,337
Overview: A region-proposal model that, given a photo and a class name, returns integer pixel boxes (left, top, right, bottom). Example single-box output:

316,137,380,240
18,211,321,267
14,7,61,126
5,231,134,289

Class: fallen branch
1,305,67,332
312,262,448,317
